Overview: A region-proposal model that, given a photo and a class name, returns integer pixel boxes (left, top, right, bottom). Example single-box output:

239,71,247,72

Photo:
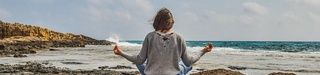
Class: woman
113,8,213,75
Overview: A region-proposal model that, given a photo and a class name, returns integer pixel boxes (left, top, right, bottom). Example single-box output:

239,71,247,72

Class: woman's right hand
202,43,213,53
113,45,122,55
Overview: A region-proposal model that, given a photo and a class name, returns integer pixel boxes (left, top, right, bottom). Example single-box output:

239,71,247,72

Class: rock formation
0,20,113,56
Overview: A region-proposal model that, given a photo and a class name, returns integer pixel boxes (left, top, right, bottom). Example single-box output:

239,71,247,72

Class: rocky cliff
0,20,113,57
0,20,97,42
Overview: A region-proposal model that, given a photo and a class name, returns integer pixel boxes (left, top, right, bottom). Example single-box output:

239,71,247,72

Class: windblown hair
153,8,174,31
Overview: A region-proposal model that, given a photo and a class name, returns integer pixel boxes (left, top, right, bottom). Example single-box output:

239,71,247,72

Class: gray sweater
120,31,205,75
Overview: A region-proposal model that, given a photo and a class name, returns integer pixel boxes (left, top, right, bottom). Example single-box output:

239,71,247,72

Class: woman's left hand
113,45,122,55
202,43,213,53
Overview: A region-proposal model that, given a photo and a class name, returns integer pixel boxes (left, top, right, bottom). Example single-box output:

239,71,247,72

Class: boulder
13,54,27,57
61,62,84,64
228,66,247,70
268,72,296,75
108,65,134,69
191,69,244,75
49,48,60,51
0,45,4,50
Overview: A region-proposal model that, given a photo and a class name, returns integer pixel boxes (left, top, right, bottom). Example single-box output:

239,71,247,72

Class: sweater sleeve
180,37,205,67
120,35,149,64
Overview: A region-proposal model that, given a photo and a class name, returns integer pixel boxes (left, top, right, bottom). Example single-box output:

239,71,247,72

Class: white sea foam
118,42,142,46
105,34,120,44
104,35,320,59
105,34,141,47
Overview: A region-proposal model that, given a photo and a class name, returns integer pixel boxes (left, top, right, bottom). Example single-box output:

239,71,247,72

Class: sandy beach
0,45,319,75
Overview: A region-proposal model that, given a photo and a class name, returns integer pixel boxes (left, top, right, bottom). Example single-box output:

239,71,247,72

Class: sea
0,40,319,75
127,41,320,53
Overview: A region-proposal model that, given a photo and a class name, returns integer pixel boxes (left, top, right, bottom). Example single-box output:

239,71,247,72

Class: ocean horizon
124,40,320,53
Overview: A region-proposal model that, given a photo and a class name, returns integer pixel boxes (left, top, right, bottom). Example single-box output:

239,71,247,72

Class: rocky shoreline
0,21,114,57
0,36,113,57
0,62,139,75
0,61,297,75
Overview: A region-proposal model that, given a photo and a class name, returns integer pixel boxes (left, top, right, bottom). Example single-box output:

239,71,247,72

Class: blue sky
0,0,320,41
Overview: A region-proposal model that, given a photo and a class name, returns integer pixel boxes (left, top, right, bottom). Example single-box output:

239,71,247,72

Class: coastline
0,36,113,57
0,21,113,57
0,61,298,75
0,21,317,75
0,46,310,75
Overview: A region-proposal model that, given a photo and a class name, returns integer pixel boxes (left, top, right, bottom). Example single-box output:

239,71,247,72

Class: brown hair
153,8,174,32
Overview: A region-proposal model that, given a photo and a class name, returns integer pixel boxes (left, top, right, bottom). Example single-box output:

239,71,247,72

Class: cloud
85,0,153,22
182,12,199,21
306,12,320,24
300,0,320,6
30,0,54,3
86,0,152,13
79,0,154,39
285,0,320,7
85,6,110,22
2,0,320,40
87,0,105,5
115,11,132,21
239,15,255,24
0,8,10,19
242,2,268,15
134,0,152,13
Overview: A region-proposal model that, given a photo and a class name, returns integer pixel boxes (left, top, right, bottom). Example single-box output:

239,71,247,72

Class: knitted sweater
120,31,205,75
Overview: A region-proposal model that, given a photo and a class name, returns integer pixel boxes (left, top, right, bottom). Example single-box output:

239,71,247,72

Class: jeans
136,61,192,75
